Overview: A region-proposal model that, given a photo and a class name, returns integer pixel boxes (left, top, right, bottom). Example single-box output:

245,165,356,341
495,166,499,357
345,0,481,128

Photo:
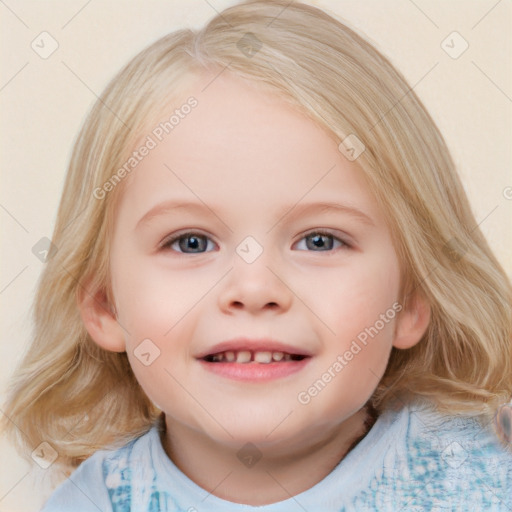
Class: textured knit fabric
41,400,512,511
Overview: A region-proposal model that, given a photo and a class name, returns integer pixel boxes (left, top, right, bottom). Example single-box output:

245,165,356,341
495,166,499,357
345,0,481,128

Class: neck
160,404,377,506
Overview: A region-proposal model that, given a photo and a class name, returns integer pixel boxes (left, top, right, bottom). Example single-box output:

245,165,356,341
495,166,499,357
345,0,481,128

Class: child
2,0,511,510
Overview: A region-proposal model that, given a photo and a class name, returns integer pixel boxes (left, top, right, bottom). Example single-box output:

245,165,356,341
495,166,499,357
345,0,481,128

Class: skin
80,71,430,505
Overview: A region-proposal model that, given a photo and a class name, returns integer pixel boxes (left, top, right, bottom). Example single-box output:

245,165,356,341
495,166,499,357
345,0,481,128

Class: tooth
272,351,284,361
283,354,292,361
225,351,236,362
254,351,272,363
212,353,224,362
236,350,252,363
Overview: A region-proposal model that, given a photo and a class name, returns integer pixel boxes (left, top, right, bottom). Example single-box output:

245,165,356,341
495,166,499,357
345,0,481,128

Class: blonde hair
3,0,511,468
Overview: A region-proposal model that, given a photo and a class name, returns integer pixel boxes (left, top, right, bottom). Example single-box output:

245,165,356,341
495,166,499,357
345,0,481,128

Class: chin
202,414,297,447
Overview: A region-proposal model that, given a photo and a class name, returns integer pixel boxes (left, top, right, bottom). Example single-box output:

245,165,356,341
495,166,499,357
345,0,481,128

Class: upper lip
195,337,313,359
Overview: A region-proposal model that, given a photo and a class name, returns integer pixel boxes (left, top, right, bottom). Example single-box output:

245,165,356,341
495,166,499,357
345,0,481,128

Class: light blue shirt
41,399,512,511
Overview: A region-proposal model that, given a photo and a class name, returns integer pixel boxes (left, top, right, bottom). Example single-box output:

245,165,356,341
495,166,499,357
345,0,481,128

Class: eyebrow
271,200,375,228
136,199,375,230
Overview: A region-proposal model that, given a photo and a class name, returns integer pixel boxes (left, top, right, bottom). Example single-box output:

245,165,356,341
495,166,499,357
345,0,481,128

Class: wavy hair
2,0,511,468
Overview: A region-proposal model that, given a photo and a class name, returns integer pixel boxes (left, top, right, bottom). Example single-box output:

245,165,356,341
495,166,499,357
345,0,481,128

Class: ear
393,291,431,349
77,282,126,352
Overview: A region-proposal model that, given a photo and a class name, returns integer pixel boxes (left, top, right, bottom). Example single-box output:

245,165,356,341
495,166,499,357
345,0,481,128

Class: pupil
308,234,332,250
313,235,324,247
179,235,204,252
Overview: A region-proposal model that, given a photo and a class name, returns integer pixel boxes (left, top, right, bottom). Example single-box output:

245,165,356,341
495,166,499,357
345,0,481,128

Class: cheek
111,261,206,405
111,259,208,340
300,251,400,408
304,251,401,340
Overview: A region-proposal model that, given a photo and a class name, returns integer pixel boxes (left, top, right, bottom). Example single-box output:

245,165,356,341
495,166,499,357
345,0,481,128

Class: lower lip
198,358,311,381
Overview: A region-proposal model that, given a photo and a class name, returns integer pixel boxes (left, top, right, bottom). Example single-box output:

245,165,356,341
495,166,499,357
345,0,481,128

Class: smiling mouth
202,350,309,364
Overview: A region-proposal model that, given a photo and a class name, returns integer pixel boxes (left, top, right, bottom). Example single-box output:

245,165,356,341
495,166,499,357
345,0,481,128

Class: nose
217,248,293,315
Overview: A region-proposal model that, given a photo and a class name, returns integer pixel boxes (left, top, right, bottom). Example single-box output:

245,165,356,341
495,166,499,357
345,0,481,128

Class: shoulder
40,427,158,512
359,399,512,510
405,399,512,474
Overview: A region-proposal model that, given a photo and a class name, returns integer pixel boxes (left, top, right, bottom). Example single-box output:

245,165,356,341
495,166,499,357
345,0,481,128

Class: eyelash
159,230,352,255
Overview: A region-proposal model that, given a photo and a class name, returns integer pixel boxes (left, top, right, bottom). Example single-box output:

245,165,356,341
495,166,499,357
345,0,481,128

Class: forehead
115,72,382,226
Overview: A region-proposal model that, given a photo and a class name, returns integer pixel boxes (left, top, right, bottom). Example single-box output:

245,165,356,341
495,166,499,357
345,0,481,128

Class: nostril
228,301,280,310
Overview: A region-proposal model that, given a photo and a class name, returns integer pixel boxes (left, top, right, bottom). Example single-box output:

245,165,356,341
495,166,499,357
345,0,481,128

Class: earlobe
77,284,126,353
393,292,431,349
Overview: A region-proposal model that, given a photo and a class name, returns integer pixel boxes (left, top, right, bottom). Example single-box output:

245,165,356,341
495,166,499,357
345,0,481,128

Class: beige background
1,1,511,510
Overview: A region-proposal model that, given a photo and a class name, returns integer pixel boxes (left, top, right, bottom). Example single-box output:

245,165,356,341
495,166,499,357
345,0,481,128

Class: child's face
107,73,412,448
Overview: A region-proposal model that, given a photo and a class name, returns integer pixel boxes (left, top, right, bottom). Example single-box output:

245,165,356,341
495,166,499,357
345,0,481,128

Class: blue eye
294,231,349,252
160,230,350,254
161,233,216,254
